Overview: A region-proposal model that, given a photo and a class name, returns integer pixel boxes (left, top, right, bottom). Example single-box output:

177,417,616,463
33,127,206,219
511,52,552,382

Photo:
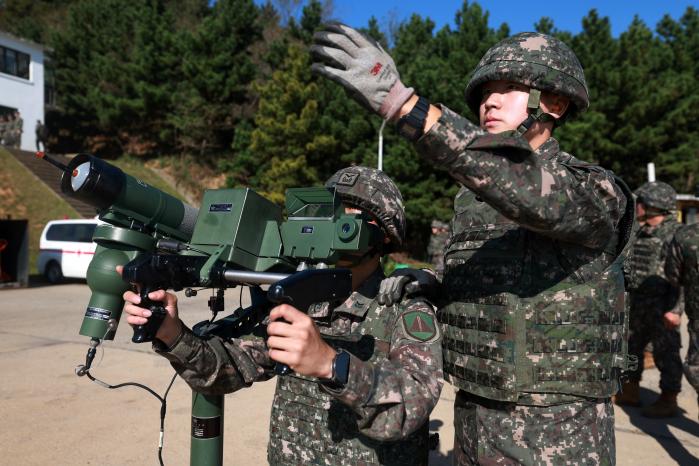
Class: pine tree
169,0,262,156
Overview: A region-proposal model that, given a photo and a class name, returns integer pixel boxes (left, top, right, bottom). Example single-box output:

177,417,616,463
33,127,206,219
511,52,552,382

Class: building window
0,45,30,80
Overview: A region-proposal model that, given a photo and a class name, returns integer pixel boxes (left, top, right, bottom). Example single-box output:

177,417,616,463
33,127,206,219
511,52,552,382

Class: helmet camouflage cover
431,219,449,230
325,166,406,252
634,181,677,213
465,32,589,118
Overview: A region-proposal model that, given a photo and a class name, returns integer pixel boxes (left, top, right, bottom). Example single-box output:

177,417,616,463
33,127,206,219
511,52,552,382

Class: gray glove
377,268,440,306
310,22,414,120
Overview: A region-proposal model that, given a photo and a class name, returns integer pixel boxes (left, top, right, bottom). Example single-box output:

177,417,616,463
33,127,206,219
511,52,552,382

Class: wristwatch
396,96,430,141
323,349,351,389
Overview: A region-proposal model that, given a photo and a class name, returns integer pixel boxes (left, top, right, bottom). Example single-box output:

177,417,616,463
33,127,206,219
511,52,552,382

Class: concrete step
5,148,97,218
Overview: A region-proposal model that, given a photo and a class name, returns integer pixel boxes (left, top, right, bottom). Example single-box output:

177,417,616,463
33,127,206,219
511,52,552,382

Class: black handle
266,269,353,376
269,283,293,375
131,290,167,343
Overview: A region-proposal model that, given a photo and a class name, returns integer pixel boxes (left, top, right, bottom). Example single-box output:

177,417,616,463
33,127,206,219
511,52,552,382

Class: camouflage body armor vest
675,225,699,320
267,300,429,466
439,160,634,403
625,219,680,294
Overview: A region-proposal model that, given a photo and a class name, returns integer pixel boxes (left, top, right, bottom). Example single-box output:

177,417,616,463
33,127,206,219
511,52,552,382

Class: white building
0,30,45,152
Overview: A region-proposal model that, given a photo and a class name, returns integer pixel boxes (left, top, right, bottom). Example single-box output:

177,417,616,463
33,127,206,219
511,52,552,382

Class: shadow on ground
617,387,699,465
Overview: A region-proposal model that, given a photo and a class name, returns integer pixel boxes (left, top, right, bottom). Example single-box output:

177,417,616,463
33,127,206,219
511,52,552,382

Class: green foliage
170,0,262,156
0,0,76,43
49,0,181,155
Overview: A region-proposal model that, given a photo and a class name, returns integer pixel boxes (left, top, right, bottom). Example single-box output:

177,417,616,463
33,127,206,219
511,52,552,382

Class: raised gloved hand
377,268,440,306
310,22,414,120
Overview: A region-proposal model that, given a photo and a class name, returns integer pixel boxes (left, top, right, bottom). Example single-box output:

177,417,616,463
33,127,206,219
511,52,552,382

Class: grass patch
0,147,80,273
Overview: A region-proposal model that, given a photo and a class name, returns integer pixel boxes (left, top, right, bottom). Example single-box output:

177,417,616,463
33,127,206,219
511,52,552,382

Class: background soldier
0,114,8,145
123,166,443,466
12,111,23,148
1,113,15,146
35,120,48,152
426,219,449,278
664,187,699,420
312,24,634,464
616,181,683,417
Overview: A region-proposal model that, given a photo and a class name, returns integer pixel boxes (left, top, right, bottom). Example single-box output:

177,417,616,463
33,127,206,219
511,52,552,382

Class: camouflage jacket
625,217,681,315
155,268,443,464
416,106,627,249
415,106,631,406
664,223,699,320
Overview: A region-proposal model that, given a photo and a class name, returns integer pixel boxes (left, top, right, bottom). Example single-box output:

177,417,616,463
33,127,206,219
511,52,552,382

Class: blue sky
267,1,698,37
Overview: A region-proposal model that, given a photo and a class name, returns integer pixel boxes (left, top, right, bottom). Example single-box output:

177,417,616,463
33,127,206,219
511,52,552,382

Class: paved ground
1,281,697,465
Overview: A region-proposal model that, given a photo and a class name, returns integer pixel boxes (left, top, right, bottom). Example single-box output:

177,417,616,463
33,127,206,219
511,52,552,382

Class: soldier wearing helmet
664,198,699,420
427,219,450,278
617,181,683,417
122,166,443,466
313,24,634,464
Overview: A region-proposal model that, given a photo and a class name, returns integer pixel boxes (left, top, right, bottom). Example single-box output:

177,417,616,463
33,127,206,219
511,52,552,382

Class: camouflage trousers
453,391,615,465
685,319,699,394
626,304,683,392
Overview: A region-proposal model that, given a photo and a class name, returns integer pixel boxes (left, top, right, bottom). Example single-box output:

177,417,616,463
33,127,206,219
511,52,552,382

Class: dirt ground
1,282,698,465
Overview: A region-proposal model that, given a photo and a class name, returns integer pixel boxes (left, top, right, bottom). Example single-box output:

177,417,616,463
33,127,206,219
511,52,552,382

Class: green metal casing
280,187,379,262
189,189,293,280
191,393,224,466
79,225,155,340
100,173,192,241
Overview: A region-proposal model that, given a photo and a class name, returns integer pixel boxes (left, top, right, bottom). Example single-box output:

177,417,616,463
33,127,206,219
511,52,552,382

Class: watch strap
396,96,430,141
320,349,350,389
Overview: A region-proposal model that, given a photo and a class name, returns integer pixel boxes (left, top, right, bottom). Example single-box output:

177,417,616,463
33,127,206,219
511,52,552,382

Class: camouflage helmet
634,181,677,213
431,219,449,230
465,32,589,118
325,166,406,252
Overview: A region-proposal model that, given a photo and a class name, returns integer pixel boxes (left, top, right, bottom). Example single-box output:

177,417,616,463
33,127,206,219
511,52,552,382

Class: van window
46,223,96,243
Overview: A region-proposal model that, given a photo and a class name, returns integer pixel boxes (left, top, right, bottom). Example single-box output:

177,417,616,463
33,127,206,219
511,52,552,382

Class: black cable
84,369,178,466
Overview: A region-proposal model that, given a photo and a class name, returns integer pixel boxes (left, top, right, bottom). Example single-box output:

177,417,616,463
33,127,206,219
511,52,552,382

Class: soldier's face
479,80,530,133
636,203,647,224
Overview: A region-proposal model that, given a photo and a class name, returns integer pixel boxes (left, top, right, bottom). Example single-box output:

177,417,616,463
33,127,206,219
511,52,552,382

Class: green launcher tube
191,392,224,466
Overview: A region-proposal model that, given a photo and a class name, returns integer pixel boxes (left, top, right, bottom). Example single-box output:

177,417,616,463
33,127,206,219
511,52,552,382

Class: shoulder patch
402,310,438,342
337,172,359,186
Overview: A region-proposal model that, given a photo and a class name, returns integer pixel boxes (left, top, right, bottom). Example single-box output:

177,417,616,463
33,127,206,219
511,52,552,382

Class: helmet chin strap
515,88,557,136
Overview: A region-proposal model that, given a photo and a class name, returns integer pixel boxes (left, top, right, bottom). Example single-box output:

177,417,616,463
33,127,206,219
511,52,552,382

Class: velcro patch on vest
402,311,438,342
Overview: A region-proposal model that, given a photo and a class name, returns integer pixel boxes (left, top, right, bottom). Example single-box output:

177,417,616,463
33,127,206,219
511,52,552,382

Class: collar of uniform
534,137,560,160
331,267,384,318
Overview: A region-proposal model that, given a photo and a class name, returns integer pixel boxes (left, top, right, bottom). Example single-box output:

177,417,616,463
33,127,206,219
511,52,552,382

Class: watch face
335,350,351,385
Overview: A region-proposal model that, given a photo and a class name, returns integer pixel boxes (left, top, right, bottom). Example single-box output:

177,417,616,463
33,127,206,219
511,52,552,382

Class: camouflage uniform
664,223,699,397
427,220,450,278
154,167,443,466
0,116,7,145
1,116,15,147
310,26,633,464
11,113,22,148
156,269,442,465
411,33,633,465
624,182,682,393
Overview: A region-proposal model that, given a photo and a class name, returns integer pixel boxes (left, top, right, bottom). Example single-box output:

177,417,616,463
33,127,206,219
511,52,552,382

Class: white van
38,219,101,283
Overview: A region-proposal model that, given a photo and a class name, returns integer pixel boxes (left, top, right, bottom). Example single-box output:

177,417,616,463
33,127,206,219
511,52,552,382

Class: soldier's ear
541,92,570,120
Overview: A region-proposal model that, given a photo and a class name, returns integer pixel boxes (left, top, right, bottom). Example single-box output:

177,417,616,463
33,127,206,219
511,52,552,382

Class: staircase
6,148,97,218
